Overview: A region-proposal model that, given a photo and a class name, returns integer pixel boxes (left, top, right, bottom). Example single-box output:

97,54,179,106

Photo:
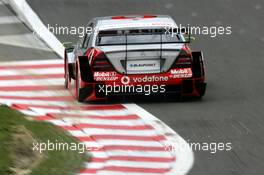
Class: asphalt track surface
2,0,264,174
0,2,58,61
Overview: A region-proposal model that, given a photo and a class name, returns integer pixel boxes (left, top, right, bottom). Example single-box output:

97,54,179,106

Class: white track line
0,16,21,24
0,34,52,51
8,0,64,57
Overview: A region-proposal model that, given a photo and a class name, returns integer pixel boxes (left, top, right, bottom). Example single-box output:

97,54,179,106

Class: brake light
90,49,114,71
172,45,192,68
142,15,157,18
111,15,156,20
112,16,129,19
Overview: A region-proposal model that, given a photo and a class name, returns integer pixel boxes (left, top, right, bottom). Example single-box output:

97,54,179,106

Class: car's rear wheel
196,83,206,99
75,64,88,102
75,65,81,102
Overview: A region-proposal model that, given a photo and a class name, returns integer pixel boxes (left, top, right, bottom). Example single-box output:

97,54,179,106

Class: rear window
96,29,185,46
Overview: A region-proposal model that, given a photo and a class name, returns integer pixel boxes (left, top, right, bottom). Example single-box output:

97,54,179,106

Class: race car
64,15,206,102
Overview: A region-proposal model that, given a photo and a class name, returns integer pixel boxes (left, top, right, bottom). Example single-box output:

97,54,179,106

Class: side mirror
63,42,75,50
63,42,75,63
183,35,196,43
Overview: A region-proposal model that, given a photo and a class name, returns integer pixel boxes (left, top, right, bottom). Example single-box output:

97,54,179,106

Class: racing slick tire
75,56,94,102
64,56,70,89
196,82,207,99
75,64,87,102
192,51,207,98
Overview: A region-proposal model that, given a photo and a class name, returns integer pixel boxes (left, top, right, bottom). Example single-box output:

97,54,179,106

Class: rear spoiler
96,27,192,46
96,28,192,74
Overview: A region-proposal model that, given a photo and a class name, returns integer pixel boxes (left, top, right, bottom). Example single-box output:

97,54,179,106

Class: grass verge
0,105,87,175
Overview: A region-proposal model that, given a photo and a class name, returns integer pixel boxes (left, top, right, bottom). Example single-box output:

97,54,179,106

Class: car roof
92,15,177,31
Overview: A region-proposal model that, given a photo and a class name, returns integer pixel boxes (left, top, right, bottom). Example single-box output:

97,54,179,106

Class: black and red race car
64,15,206,102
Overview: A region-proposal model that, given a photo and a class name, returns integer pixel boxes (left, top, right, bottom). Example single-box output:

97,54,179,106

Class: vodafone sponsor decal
170,68,193,78
93,72,118,81
121,76,130,85
132,75,168,83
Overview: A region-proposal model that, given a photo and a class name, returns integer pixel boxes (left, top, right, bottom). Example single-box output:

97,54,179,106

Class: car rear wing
96,27,192,46
96,28,192,74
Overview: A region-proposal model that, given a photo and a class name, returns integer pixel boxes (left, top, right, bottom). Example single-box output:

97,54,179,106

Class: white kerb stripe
89,151,108,158
83,128,157,137
46,119,72,126
93,170,163,175
96,140,162,147
0,59,62,66
0,68,64,76
63,118,145,126
0,99,71,107
83,141,101,148
0,78,64,87
101,160,172,169
0,90,70,97
67,130,87,137
29,107,133,116
91,150,173,158
84,162,104,169
17,109,44,116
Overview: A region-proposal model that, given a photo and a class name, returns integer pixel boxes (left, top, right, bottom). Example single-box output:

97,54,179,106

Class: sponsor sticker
121,76,130,85
93,72,118,81
126,60,160,73
132,75,168,83
170,68,193,78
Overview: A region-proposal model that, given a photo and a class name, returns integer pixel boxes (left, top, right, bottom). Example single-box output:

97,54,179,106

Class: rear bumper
80,77,206,101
